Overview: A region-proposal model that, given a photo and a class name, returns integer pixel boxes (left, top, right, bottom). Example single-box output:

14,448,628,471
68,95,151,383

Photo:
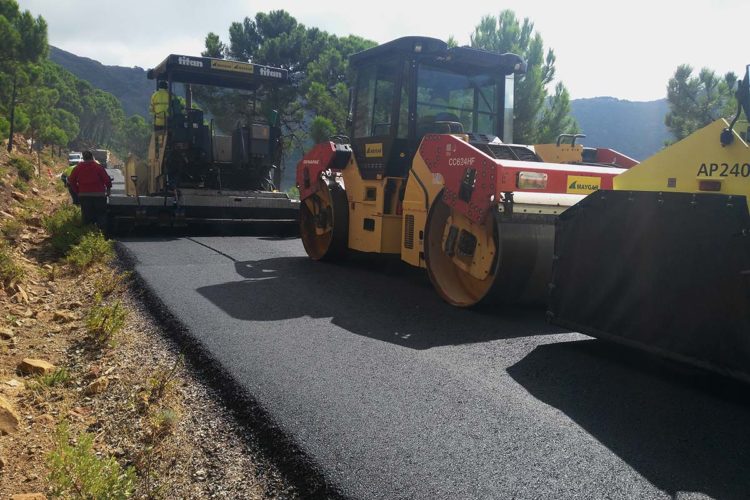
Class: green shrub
66,231,113,270
310,115,336,143
48,422,136,499
13,178,28,192
35,367,71,388
86,300,126,345
147,356,182,404
148,407,180,443
1,219,23,242
21,196,45,212
0,117,9,140
44,205,93,255
93,269,130,299
9,156,34,181
0,242,24,285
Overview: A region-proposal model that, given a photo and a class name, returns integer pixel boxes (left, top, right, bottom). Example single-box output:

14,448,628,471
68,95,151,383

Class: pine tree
665,64,737,141
0,0,48,151
470,10,578,143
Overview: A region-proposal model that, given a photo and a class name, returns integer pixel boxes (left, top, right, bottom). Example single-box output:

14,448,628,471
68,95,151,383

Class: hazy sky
19,0,749,101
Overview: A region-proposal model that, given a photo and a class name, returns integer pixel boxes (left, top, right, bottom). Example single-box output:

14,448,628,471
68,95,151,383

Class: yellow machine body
533,143,584,164
124,154,149,196
300,132,624,306
338,156,405,255
401,144,445,268
109,54,299,234
339,136,506,274
614,118,750,205
147,131,167,195
123,131,166,197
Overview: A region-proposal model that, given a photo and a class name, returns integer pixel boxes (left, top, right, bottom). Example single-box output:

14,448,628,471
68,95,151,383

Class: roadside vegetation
65,230,114,270
0,240,25,285
85,299,126,346
48,423,137,499
33,366,70,390
44,204,89,255
0,141,289,498
8,156,35,181
0,151,181,496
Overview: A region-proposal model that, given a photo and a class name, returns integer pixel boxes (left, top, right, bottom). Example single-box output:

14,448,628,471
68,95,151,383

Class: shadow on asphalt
195,254,566,349
508,339,750,500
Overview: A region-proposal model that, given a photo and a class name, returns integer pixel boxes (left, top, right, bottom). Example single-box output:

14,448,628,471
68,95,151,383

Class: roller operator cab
296,36,629,307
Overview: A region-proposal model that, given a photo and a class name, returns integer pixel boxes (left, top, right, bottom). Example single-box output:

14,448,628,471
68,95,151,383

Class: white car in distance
68,152,83,165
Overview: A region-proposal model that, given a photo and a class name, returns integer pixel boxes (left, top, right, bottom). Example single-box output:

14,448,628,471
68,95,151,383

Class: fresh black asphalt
117,234,750,500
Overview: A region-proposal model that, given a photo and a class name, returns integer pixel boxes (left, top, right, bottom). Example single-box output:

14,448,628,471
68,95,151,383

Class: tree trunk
7,70,18,153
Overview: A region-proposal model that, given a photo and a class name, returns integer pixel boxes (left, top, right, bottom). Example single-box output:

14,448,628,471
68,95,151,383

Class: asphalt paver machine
108,54,298,231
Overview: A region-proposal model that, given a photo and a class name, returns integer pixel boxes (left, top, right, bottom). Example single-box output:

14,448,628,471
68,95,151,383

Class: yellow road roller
296,37,632,307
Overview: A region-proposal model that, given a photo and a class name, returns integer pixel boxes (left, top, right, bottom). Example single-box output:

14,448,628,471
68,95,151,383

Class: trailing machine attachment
549,66,750,381
549,190,750,381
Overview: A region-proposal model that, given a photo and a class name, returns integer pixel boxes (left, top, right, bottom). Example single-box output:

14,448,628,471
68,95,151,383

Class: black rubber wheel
299,182,349,261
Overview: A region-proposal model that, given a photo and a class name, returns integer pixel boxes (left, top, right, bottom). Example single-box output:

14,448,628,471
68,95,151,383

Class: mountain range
570,97,670,160
49,46,155,119
50,45,671,161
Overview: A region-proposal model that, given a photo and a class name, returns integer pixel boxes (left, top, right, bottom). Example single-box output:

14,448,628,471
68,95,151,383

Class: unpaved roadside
0,144,320,498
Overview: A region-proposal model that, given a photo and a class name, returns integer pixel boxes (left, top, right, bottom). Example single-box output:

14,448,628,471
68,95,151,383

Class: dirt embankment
0,140,296,499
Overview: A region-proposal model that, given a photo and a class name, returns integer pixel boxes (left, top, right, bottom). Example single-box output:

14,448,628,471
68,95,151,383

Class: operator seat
417,112,464,137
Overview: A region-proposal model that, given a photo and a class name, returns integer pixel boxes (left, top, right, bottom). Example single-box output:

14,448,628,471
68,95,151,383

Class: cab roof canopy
147,54,289,91
349,36,527,76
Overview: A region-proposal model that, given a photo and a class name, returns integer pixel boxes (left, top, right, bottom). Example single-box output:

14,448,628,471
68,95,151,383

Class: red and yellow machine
296,37,631,307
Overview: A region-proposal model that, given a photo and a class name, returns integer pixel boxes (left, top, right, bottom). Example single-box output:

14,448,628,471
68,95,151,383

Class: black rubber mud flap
548,190,750,382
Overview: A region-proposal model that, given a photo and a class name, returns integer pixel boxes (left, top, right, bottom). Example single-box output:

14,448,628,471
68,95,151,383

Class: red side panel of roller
495,163,619,193
418,134,624,224
419,134,498,224
296,141,352,201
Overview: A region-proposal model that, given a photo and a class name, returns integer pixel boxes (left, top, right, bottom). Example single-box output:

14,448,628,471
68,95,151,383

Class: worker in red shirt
67,150,112,229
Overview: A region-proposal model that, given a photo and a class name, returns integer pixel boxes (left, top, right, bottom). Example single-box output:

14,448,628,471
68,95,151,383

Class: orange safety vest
150,89,170,126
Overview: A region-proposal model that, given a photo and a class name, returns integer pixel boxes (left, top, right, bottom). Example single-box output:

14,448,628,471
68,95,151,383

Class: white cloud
18,0,750,101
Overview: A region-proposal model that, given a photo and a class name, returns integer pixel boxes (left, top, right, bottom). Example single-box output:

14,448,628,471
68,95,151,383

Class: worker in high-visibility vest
149,81,170,129
61,164,79,205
